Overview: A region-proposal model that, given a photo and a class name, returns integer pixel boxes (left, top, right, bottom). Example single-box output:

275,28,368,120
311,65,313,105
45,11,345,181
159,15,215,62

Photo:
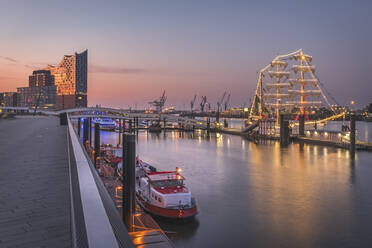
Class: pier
0,116,72,247
0,115,134,247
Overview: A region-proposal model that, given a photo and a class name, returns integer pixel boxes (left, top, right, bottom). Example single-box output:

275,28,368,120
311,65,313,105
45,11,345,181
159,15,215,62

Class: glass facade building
46,50,88,109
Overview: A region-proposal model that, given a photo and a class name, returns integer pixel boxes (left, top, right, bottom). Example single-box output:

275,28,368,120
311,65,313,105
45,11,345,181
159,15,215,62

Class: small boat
148,122,162,133
101,144,122,164
93,118,116,131
136,160,198,220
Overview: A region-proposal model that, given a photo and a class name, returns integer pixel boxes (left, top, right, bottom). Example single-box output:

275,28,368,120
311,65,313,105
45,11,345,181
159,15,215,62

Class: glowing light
244,107,249,112
324,132,328,136
176,167,182,173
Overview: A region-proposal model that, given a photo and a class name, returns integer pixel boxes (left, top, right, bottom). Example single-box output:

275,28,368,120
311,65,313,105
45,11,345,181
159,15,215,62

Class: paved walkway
0,116,71,248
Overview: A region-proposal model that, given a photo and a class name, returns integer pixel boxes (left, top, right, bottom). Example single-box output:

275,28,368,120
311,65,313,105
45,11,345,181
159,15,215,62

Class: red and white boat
136,160,198,220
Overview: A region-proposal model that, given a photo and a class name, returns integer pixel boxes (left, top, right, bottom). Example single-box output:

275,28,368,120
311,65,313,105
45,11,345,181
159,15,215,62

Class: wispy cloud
23,64,39,70
0,56,18,63
90,64,146,74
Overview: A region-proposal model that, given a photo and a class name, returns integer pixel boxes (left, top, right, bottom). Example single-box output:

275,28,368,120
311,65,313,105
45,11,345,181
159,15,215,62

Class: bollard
299,114,305,136
207,118,210,134
83,119,89,146
59,113,67,125
89,117,92,147
129,119,132,133
94,123,100,165
122,133,136,232
78,118,81,137
119,119,122,145
350,114,356,159
280,115,290,146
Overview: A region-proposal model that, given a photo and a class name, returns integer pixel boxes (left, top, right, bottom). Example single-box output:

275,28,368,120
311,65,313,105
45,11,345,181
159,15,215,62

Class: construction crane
148,91,167,113
216,92,227,123
200,96,207,113
224,93,231,111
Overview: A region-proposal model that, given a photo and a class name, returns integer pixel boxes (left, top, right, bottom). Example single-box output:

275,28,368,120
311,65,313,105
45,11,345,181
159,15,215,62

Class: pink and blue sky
0,0,371,108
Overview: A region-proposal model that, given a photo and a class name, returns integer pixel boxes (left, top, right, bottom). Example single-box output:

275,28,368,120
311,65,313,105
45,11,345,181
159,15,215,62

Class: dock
294,136,372,151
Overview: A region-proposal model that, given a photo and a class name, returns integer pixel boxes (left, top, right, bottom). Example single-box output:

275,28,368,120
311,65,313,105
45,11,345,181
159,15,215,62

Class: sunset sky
1,0,371,109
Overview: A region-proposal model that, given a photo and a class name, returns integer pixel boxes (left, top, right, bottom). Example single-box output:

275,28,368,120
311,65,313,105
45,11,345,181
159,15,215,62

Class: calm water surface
99,122,372,248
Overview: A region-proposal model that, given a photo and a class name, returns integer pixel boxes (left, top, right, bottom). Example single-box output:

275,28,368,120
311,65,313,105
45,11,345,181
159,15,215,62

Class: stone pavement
0,116,72,248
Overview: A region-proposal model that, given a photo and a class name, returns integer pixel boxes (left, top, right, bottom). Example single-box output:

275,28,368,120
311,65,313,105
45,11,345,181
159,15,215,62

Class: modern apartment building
29,70,54,87
17,85,56,109
0,92,18,107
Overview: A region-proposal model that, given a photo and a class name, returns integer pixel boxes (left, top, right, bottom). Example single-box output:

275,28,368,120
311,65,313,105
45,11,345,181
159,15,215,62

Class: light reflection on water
99,129,372,247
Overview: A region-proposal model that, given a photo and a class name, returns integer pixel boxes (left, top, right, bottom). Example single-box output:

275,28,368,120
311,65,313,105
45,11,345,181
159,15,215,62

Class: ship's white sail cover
286,101,322,106
264,93,290,99
266,83,292,89
288,78,318,86
288,89,321,97
293,54,312,63
292,65,315,73
268,71,290,79
270,60,288,68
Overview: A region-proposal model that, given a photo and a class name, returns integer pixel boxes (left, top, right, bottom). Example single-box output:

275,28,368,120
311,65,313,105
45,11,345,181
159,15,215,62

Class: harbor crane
148,90,167,113
190,94,197,112
224,93,231,111
216,92,227,123
190,94,197,118
200,96,207,113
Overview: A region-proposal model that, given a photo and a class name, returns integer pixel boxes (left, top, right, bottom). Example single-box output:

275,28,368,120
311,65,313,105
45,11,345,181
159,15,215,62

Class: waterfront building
29,70,54,87
45,50,88,109
17,85,56,109
0,92,18,107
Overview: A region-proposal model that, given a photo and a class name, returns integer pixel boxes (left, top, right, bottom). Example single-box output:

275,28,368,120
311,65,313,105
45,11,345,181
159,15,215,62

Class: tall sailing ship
246,49,345,133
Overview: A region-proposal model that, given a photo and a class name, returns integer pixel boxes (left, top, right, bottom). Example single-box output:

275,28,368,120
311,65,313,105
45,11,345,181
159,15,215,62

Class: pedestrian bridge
0,106,215,129
0,107,215,128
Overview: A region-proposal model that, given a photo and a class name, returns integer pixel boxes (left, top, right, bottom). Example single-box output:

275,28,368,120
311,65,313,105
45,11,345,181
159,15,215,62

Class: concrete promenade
0,116,71,247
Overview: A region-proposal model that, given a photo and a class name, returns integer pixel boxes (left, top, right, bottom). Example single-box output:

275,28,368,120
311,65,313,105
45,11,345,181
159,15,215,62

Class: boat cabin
137,171,191,208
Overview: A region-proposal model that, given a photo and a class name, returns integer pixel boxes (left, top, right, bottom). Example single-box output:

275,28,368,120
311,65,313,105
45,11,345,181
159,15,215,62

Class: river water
98,121,372,248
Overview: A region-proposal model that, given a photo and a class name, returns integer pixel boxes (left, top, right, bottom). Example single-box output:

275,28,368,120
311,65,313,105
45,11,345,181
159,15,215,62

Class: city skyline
1,0,371,108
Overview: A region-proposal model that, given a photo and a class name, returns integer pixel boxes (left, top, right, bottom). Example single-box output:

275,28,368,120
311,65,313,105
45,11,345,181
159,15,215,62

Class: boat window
152,179,184,188
158,198,162,203
155,195,158,200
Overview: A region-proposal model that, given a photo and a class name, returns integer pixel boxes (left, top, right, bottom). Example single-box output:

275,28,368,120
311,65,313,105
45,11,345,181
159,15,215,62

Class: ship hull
136,193,197,220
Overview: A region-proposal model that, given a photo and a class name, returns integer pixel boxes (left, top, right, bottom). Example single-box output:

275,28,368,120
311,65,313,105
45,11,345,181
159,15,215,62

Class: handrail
67,116,124,248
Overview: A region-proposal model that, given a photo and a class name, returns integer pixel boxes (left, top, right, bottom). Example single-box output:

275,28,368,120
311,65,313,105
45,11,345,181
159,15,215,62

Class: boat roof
147,171,185,181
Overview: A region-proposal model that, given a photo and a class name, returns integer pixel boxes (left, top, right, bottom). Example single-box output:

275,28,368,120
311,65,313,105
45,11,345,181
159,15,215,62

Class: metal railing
67,116,134,248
